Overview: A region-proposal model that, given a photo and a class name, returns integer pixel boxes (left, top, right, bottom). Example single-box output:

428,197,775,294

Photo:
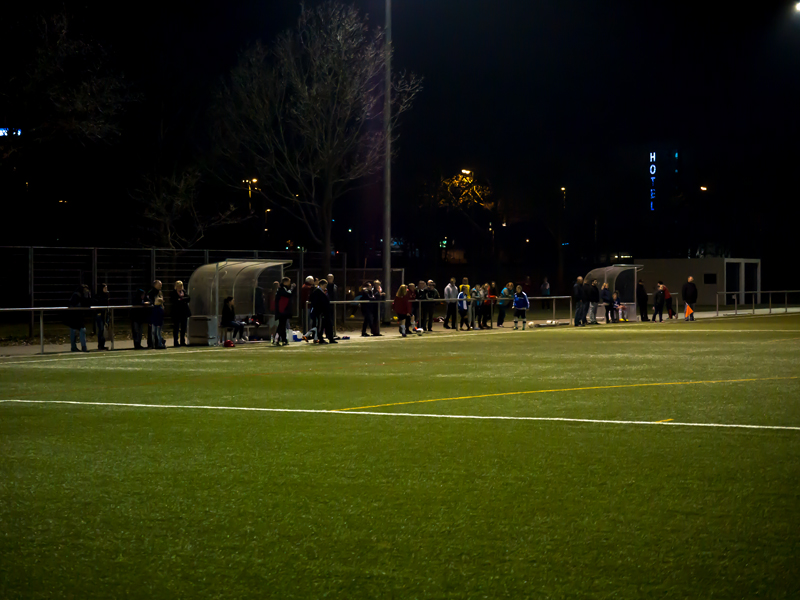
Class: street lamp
383,0,392,301
796,2,800,11
700,186,708,191
462,169,472,175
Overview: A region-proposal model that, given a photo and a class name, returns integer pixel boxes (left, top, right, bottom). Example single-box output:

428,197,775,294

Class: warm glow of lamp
700,186,708,191
461,169,472,175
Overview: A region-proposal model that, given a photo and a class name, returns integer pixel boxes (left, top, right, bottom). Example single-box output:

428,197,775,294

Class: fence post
150,249,156,285
786,292,788,313
342,252,347,332
734,294,738,316
298,250,304,329
92,248,98,296
552,296,556,321
753,295,755,315
29,247,34,338
769,292,772,314
110,308,115,351
40,310,44,355
716,293,719,317
569,297,573,324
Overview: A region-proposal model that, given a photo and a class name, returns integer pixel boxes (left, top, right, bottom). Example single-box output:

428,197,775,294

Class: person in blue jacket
513,284,530,330
457,288,471,330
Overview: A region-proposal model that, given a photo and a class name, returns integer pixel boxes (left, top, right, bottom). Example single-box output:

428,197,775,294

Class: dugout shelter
187,260,291,345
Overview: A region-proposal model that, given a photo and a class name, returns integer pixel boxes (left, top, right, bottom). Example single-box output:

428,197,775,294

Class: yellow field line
655,418,674,423
334,376,799,411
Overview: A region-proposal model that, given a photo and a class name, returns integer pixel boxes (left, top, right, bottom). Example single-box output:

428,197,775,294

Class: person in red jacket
658,280,674,319
393,285,413,337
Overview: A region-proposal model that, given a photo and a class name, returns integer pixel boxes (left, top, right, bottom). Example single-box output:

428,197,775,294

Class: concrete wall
636,258,725,306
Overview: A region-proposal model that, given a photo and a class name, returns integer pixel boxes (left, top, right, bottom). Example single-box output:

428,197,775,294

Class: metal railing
716,290,800,317
0,305,136,354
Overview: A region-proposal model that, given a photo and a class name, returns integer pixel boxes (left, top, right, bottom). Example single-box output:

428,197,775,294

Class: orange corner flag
685,305,694,317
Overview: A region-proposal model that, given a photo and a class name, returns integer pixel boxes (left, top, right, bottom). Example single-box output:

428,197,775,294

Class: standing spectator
600,282,612,324
682,276,698,321
131,288,148,350
373,280,387,327
407,283,419,328
457,286,471,330
586,280,600,324
95,283,109,351
470,282,484,329
443,277,458,329
146,280,163,348
360,281,376,337
305,279,335,344
659,281,674,319
326,273,338,338
150,291,167,349
540,277,551,309
416,280,429,330
521,275,533,297
636,279,650,322
300,276,314,331
170,280,191,347
479,282,493,329
422,280,440,332
275,278,294,346
513,284,530,330
583,278,592,325
267,281,279,344
653,284,665,323
66,284,90,352
573,276,587,327
498,282,513,327
393,284,413,337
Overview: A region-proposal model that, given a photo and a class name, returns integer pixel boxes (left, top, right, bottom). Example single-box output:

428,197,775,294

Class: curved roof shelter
584,264,644,303
188,260,292,317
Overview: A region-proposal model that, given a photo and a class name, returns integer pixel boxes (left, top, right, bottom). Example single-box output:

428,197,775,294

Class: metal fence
716,290,800,316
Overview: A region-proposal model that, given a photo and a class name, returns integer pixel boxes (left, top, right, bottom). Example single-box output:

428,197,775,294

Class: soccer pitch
2,316,799,598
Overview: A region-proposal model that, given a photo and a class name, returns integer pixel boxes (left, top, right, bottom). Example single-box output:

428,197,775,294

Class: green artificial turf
1,315,799,598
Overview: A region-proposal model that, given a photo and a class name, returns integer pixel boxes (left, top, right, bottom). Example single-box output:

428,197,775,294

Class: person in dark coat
275,277,294,346
682,276,699,321
636,280,650,322
423,280,440,332
360,281,377,337
573,276,587,327
221,296,246,341
653,284,666,323
67,284,91,352
150,291,167,349
587,280,600,324
94,283,110,350
170,280,191,347
326,273,338,338
304,280,336,344
131,288,149,349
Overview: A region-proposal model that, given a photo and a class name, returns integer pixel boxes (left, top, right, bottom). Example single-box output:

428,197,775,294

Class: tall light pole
383,0,392,299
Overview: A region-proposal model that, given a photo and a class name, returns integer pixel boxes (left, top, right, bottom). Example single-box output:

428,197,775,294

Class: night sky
4,1,799,282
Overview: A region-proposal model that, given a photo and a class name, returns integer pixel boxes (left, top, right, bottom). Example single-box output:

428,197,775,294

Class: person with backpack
513,284,530,330
275,277,294,346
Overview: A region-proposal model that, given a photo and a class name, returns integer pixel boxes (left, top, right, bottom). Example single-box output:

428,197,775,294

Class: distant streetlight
462,169,472,175
700,186,708,191
796,2,800,11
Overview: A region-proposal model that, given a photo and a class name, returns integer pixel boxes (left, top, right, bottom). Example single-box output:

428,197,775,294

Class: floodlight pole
382,0,392,298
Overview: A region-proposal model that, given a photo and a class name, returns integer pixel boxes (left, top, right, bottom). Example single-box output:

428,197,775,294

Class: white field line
1,399,799,431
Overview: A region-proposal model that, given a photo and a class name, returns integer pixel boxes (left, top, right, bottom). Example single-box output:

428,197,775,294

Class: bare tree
216,1,421,272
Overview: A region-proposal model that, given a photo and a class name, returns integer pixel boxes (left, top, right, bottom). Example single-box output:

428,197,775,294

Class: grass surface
1,315,800,598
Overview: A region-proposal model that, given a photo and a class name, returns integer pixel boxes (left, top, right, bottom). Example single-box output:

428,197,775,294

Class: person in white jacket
444,278,458,329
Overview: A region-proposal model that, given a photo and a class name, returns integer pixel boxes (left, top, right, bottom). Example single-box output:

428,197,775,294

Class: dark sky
5,1,800,260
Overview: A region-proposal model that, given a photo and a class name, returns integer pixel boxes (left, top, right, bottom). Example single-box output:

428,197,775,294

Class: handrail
0,305,137,312
715,290,800,317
